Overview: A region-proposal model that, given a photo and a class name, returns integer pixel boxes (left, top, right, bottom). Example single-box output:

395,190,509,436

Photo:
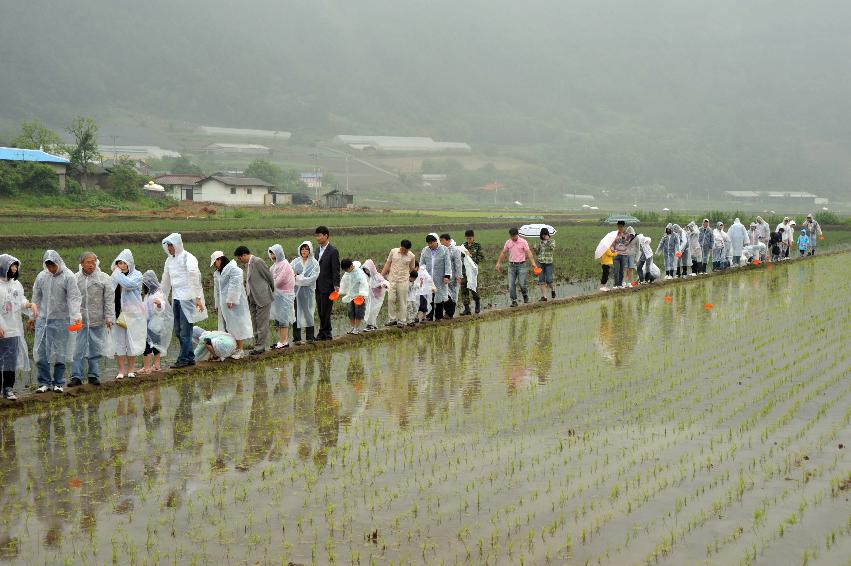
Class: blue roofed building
0,147,70,191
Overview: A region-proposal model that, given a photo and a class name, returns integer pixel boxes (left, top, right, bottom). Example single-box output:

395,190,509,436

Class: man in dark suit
314,226,340,340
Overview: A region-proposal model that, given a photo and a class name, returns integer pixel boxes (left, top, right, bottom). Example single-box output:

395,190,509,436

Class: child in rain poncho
636,235,655,283
211,251,252,360
656,224,679,279
362,258,388,332
599,248,615,291
111,249,147,379
712,223,727,271
268,244,295,349
413,262,435,323
291,241,320,343
339,259,370,335
686,222,702,275
697,220,714,273
0,255,37,400
798,229,809,257
141,270,172,374
32,250,82,393
671,225,688,277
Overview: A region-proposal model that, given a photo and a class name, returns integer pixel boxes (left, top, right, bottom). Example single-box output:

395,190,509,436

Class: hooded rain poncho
291,241,320,329
268,244,296,326
213,259,253,341
445,240,464,302
420,239,453,303
142,269,173,353
32,250,81,364
111,249,147,356
339,261,369,304
728,219,748,257
362,258,387,326
655,225,679,271
75,258,115,358
161,233,208,323
0,255,32,372
461,247,479,293
686,222,703,262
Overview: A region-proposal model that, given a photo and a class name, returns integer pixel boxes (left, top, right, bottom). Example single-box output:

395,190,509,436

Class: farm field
0,253,848,565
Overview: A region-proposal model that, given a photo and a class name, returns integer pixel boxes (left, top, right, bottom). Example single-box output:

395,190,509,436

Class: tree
168,154,203,175
108,161,144,200
0,161,59,197
11,119,65,154
244,159,282,185
65,116,100,188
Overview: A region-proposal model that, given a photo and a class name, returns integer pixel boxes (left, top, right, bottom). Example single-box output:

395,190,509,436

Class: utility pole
345,154,349,193
110,135,118,161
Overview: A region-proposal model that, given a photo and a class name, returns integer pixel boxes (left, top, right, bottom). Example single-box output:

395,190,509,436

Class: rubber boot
461,304,472,316
474,298,481,314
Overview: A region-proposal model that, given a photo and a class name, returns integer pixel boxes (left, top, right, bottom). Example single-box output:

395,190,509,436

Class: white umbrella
518,223,557,238
594,231,618,259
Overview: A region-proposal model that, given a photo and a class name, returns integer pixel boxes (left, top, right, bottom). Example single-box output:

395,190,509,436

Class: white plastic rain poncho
672,225,689,268
723,229,732,264
290,241,320,329
420,236,453,303
268,244,295,326
213,259,253,341
755,217,770,245
75,258,115,359
446,240,464,303
802,216,822,252
111,249,147,356
0,255,33,372
193,329,237,362
698,221,714,263
686,222,703,263
728,219,748,258
362,259,388,327
460,247,479,293
655,224,679,271
161,233,208,323
339,261,369,304
142,270,173,353
712,227,726,265
32,250,81,364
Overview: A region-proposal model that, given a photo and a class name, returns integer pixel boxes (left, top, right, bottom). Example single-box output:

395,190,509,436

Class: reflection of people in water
531,310,555,384
597,299,638,366
239,368,275,470
294,358,317,461
314,353,340,468
34,412,74,548
460,324,482,410
0,418,20,558
505,317,532,393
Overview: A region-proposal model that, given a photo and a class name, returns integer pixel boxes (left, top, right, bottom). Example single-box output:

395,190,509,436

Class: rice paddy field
0,252,848,565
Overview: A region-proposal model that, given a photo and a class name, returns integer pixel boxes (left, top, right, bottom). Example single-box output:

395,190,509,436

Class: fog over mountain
2,0,850,195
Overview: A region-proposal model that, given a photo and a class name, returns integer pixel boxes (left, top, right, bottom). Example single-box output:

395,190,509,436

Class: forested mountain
2,0,850,195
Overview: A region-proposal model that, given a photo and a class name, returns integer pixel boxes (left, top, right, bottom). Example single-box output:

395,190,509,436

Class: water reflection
0,261,822,562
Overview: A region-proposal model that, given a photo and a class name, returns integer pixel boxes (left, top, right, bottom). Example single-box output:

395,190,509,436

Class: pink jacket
268,245,295,293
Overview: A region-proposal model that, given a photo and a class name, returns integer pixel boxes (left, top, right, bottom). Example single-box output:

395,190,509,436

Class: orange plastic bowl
675,251,682,258
329,290,340,301
818,235,825,241
663,296,673,303
353,295,365,306
67,322,83,332
753,259,761,265
704,303,714,310
533,267,543,275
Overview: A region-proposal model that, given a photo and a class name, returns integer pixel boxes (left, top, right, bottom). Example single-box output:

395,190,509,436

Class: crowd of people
599,213,825,290
0,215,826,401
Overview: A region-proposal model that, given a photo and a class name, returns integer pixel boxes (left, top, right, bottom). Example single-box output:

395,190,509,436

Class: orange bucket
329,290,340,301
704,303,713,310
353,295,364,306
675,251,682,258
663,296,672,303
533,267,542,275
753,259,761,265
67,322,83,332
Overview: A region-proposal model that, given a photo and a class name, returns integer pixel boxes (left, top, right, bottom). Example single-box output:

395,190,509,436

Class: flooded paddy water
0,254,849,565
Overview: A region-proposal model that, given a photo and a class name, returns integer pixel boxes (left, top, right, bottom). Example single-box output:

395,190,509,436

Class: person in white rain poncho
290,241,320,343
655,224,679,279
413,262,435,323
161,233,207,368
728,218,749,267
141,270,172,374
70,252,114,387
439,234,463,318
421,234,453,320
776,217,794,258
671,225,689,278
0,255,37,400
635,235,655,283
801,213,823,255
755,216,770,248
362,259,388,332
32,250,81,393
339,259,370,334
211,251,252,360
268,244,295,349
192,326,237,362
686,222,702,275
459,246,479,301
697,219,714,273
111,249,146,379
712,223,727,271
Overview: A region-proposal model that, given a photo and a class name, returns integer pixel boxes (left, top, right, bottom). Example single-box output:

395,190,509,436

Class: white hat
210,250,224,267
